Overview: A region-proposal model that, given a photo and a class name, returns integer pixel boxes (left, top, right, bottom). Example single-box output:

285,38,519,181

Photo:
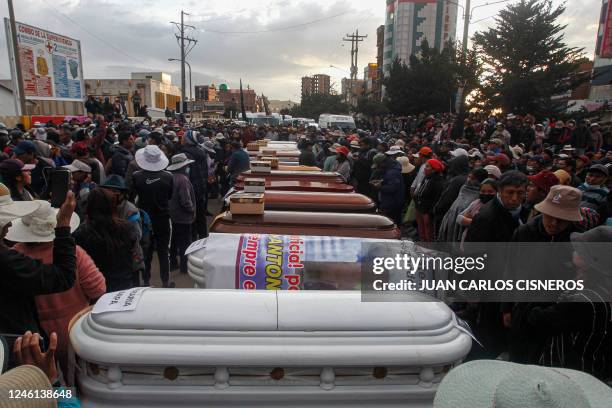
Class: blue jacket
378,160,405,212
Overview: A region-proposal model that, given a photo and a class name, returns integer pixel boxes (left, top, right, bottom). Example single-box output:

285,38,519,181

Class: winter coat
73,222,138,293
464,197,529,243
169,172,196,225
132,170,174,219
414,172,444,215
0,227,76,336
110,146,133,177
298,150,316,166
180,144,209,197
378,160,405,213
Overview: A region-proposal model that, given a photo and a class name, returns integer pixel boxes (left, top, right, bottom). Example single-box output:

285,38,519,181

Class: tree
290,93,350,119
472,0,588,116
356,96,389,118
382,40,478,115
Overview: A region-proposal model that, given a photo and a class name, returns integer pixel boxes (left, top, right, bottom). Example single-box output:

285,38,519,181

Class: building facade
217,87,257,112
84,72,181,116
194,84,217,102
301,74,331,97
591,0,612,103
382,0,458,76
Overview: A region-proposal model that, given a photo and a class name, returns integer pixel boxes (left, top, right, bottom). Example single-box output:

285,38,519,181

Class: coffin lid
215,210,394,229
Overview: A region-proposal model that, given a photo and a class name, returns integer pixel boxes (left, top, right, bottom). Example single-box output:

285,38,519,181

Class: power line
39,0,148,66
203,10,352,34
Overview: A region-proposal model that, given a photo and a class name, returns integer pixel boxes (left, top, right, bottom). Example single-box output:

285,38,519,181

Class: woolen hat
12,141,36,156
570,226,612,277
135,145,169,172
534,185,583,222
434,360,612,408
426,158,445,173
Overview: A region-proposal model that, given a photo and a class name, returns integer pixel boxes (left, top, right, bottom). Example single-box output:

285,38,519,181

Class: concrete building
342,78,365,106
376,25,385,100
268,99,298,113
217,86,257,112
590,0,612,104
194,84,217,102
185,100,225,119
301,74,331,97
382,0,458,76
363,63,381,101
84,72,181,116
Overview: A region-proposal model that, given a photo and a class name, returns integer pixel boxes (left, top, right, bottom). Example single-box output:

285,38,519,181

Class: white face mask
185,167,191,176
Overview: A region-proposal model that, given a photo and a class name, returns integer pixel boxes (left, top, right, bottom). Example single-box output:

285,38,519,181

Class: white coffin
70,289,471,407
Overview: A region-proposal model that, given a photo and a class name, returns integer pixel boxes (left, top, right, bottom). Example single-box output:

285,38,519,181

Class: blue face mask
185,167,191,176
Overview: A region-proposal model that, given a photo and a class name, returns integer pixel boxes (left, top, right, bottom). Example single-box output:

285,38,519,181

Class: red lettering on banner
243,280,256,290
243,265,255,276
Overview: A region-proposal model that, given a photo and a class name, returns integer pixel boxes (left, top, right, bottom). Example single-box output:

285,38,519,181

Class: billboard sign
5,19,84,101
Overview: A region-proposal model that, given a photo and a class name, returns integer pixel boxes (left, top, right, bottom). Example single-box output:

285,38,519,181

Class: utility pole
7,0,26,115
343,30,367,105
171,11,197,114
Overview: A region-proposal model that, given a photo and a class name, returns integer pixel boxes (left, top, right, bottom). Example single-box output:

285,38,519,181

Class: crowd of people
0,109,611,403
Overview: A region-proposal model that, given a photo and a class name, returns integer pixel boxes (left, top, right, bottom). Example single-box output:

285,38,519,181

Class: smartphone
50,169,70,208
1,333,46,371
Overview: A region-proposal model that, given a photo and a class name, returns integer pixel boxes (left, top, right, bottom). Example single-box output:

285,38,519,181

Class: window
166,94,181,111
155,92,165,109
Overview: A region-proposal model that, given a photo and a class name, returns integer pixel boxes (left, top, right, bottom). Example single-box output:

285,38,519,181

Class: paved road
148,198,223,288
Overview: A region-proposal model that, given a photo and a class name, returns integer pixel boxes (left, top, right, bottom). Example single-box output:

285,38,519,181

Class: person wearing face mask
524,171,559,221
457,178,498,250
166,154,196,275
414,159,445,242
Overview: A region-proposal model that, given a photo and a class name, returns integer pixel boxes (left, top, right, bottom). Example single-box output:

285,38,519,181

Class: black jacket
110,146,134,177
0,227,76,335
414,173,444,214
298,150,316,167
465,197,529,243
132,170,174,219
180,145,208,197
74,222,137,293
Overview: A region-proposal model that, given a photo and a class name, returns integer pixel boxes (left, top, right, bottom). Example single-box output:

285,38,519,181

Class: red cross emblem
46,42,54,53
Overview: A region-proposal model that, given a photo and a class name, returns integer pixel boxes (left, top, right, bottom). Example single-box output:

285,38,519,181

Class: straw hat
6,200,80,243
434,360,612,408
0,365,56,408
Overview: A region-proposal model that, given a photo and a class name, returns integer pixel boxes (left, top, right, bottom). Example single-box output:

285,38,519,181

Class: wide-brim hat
0,336,7,374
0,185,41,228
6,200,80,243
166,153,195,172
534,185,583,222
0,365,56,408
434,360,612,408
135,145,169,172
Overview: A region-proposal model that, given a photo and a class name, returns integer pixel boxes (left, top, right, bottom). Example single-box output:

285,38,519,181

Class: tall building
194,84,217,101
217,86,257,112
382,0,458,76
376,25,385,100
591,0,612,102
301,74,331,97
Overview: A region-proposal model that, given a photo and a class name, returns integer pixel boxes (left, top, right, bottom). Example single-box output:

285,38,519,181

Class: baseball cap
587,164,608,177
413,146,433,158
434,360,611,408
62,159,92,173
450,148,469,158
12,141,37,156
0,159,35,177
528,171,559,194
534,185,582,222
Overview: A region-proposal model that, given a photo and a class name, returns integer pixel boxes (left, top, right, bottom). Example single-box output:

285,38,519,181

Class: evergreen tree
472,0,588,116
290,93,350,119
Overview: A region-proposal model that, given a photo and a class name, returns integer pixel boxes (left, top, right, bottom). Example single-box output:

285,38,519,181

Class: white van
319,114,356,130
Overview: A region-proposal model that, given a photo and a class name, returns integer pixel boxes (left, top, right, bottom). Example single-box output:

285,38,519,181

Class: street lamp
168,58,192,105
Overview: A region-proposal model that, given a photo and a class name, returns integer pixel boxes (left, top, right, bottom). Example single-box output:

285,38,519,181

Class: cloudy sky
0,0,603,101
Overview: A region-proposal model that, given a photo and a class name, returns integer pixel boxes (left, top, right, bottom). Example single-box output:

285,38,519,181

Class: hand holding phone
50,169,71,208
